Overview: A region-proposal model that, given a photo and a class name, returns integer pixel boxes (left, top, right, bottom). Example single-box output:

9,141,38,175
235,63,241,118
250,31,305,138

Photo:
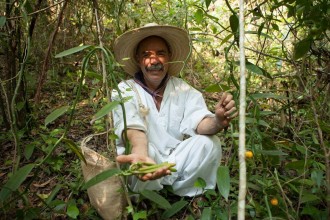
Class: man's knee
190,135,222,160
194,134,221,149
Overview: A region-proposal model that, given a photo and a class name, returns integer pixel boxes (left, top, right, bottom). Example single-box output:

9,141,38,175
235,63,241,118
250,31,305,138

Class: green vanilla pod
119,162,176,176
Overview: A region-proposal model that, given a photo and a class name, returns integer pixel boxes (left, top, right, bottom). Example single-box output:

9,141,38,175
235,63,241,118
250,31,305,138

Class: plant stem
310,89,330,217
274,169,295,219
264,195,273,219
92,1,134,215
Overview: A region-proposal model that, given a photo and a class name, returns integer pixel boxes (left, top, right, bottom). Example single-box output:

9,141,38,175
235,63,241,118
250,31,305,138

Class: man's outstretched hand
215,92,238,129
117,154,172,181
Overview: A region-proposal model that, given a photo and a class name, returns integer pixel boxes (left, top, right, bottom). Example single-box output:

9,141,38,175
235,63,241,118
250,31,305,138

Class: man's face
136,36,171,89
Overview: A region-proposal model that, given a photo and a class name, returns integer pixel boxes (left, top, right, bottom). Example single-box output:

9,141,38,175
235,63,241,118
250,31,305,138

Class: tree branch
7,0,66,20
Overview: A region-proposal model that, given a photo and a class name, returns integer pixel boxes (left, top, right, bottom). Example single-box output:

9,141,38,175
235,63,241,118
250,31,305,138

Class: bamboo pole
238,0,247,218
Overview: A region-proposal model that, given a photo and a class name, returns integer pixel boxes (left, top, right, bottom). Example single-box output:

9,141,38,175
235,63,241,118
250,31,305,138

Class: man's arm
196,116,223,135
197,92,237,135
127,129,149,156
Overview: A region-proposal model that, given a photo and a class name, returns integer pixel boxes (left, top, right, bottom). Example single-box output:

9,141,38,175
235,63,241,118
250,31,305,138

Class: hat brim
114,24,191,76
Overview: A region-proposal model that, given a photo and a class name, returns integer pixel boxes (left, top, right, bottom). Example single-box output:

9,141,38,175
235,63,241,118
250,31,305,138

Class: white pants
130,135,222,197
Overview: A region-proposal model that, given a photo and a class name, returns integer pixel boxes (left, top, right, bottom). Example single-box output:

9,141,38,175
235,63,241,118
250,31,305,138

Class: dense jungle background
0,0,329,219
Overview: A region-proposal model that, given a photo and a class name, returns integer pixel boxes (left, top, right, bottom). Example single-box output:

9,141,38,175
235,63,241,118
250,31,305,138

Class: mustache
146,63,164,71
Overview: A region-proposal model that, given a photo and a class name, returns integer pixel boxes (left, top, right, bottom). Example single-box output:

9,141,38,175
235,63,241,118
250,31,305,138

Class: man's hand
214,92,238,129
117,153,172,181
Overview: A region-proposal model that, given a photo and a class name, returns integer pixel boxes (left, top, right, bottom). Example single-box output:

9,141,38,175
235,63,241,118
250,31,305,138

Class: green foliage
293,38,312,60
161,200,188,219
90,100,121,124
0,164,35,203
141,189,172,210
55,45,92,58
62,138,87,164
1,0,329,219
44,105,70,126
217,166,230,202
82,168,120,190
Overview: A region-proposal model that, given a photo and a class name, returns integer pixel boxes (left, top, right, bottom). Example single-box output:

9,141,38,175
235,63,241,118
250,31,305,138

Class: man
112,23,237,197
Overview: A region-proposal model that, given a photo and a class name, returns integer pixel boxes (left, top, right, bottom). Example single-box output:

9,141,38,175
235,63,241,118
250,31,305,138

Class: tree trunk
34,0,68,103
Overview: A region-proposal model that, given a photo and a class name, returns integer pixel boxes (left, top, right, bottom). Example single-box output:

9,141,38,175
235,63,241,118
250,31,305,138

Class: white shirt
112,76,214,156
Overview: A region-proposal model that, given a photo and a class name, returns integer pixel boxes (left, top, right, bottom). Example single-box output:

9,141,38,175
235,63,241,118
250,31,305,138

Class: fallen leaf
33,178,54,188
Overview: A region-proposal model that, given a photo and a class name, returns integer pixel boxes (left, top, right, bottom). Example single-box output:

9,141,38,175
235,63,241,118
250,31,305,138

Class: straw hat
113,23,191,76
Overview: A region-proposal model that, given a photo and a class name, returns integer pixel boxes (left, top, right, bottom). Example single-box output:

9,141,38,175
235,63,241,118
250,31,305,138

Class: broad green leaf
285,160,312,172
62,138,86,164
271,23,279,31
90,101,120,124
297,179,314,186
133,211,147,220
82,168,120,190
234,61,272,78
293,38,311,60
301,206,322,218
85,71,102,80
246,62,263,75
46,184,62,204
55,45,91,58
140,189,171,209
229,14,239,34
201,207,212,220
257,66,272,79
215,207,229,220
247,182,262,191
259,150,288,156
220,34,233,46
66,204,79,219
161,200,188,219
245,118,270,127
246,31,273,39
312,133,319,145
194,177,206,188
300,193,320,203
217,166,230,201
205,0,212,8
257,22,265,37
0,163,35,203
45,106,70,126
0,16,6,27
194,9,204,24
258,120,270,127
205,84,230,93
189,27,203,32
24,143,35,160
311,170,324,188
